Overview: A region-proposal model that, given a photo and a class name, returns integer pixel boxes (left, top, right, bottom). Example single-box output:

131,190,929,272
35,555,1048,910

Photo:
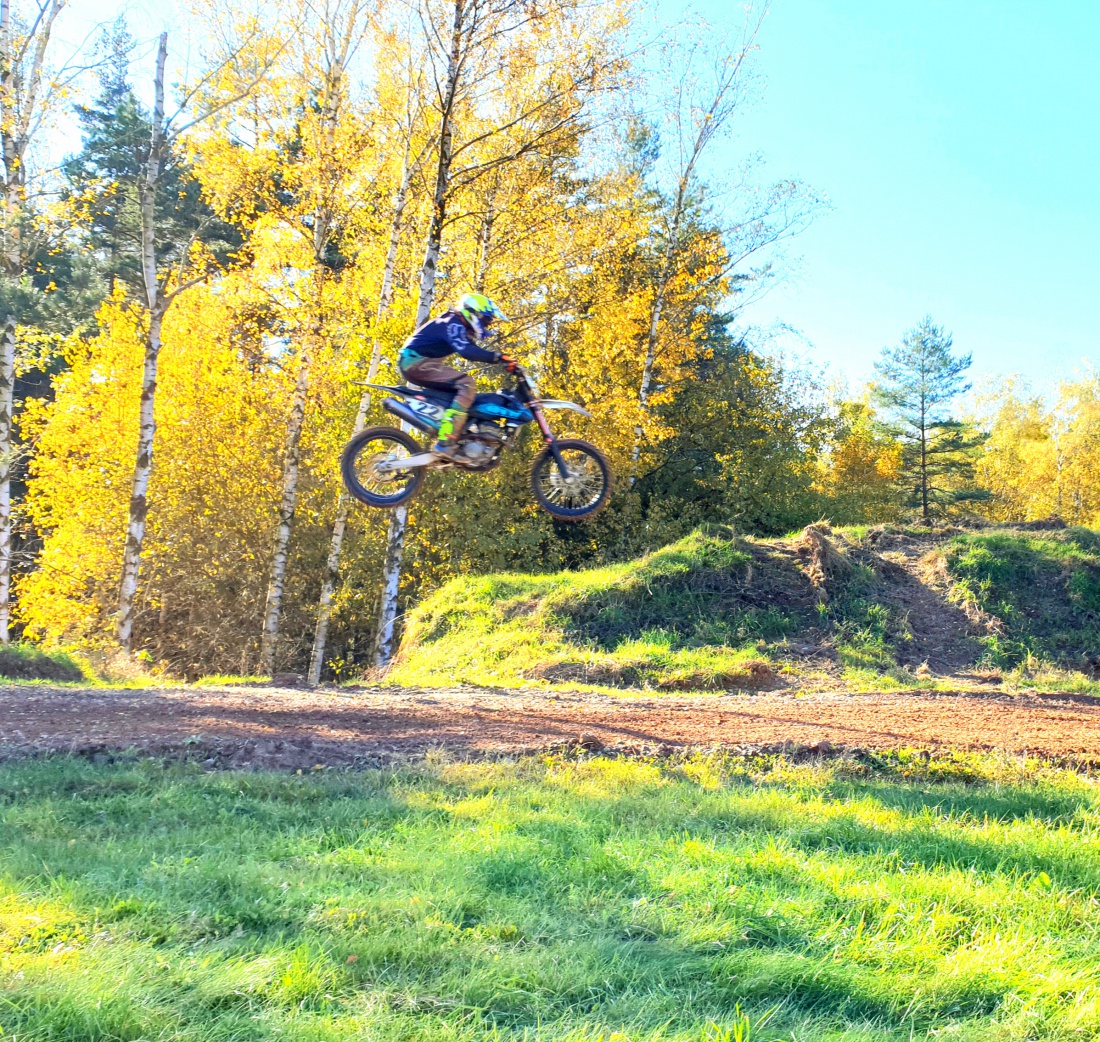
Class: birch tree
0,0,70,642
372,0,629,667
188,0,388,675
253,0,380,676
110,28,281,650
628,12,766,481
307,25,434,686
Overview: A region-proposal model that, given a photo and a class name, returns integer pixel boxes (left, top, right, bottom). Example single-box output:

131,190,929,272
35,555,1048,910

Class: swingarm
374,450,437,473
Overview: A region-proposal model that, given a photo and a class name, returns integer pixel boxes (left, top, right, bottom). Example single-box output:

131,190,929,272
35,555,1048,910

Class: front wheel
530,439,612,520
341,426,426,508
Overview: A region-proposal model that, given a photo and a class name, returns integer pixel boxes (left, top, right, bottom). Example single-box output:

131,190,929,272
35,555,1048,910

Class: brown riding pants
401,356,476,441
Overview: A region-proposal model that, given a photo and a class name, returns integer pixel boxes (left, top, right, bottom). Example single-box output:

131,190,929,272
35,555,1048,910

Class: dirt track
4,682,1100,769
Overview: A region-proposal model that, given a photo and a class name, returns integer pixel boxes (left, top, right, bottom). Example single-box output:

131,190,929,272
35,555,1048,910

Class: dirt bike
340,361,612,520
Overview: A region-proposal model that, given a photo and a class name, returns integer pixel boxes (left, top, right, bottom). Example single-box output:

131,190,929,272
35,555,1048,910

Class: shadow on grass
0,756,1096,1040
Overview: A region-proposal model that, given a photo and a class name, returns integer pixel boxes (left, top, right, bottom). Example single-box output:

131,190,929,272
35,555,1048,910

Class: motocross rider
397,293,512,458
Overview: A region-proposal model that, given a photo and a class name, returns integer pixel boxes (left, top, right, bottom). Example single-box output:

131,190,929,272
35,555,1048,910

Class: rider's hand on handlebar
498,352,518,373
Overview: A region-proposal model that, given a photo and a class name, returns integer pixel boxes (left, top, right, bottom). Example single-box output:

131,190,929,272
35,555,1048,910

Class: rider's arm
445,318,501,364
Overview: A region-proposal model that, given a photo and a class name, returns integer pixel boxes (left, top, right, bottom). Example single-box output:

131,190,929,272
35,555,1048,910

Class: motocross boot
431,407,467,458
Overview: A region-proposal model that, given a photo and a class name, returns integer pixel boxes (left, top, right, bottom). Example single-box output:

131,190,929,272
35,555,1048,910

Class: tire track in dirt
3,683,1100,769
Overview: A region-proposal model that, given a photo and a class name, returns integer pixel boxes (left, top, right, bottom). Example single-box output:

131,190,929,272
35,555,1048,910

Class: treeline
0,1,1088,681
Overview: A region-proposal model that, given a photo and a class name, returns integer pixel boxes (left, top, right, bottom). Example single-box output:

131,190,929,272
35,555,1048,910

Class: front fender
532,399,593,418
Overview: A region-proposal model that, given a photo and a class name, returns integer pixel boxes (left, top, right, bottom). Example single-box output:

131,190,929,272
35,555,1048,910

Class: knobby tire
341,426,426,509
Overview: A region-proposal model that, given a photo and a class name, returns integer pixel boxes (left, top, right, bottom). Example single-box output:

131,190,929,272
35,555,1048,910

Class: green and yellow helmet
455,293,507,342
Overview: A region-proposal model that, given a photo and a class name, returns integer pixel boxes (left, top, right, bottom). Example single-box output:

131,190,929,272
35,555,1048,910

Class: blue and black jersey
400,312,499,364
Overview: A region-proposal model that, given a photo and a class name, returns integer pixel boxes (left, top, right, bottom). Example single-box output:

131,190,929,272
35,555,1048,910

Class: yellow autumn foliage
817,399,903,524
974,374,1100,526
18,287,289,669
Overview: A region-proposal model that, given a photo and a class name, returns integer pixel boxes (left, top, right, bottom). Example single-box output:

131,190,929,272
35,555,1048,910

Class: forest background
1,0,1096,682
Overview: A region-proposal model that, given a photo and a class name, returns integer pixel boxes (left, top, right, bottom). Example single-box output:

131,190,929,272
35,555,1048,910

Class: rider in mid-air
397,293,511,458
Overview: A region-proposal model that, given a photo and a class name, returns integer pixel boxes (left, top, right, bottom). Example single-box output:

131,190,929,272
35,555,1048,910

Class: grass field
4,753,1100,1040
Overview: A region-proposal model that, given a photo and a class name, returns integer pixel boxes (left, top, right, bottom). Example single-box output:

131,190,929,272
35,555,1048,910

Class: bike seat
400,384,452,405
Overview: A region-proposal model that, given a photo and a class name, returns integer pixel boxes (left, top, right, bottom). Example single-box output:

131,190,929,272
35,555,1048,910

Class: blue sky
73,0,1100,391
676,0,1100,390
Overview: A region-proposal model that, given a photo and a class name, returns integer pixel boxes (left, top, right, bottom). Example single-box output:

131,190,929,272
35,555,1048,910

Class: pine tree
873,316,988,521
64,32,239,301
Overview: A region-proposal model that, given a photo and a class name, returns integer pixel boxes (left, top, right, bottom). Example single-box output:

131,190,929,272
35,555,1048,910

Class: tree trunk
630,175,690,484
272,17,381,682
307,155,414,686
474,191,496,293
627,43,749,485
305,377,369,687
630,280,667,481
0,0,16,642
117,31,167,651
0,0,64,643
372,502,408,665
1054,434,1063,518
0,315,15,643
117,307,164,649
307,499,351,685
371,0,465,669
261,333,313,676
920,393,928,522
415,135,454,325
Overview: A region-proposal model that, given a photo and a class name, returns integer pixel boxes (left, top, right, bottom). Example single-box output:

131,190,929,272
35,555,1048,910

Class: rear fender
352,381,407,394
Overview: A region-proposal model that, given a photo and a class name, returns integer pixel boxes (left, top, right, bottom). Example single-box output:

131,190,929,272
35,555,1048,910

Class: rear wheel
530,439,612,520
341,426,426,509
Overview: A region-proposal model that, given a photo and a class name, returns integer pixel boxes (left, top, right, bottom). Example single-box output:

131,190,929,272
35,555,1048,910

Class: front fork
532,406,571,478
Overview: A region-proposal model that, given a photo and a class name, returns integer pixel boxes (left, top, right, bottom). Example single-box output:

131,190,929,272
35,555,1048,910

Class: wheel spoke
353,439,415,498
538,448,604,510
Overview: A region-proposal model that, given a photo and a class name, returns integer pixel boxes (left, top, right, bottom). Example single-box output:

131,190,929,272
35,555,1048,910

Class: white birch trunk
629,282,666,481
371,0,465,669
307,157,413,685
0,2,17,641
117,308,165,648
266,9,376,680
112,26,278,651
0,316,14,642
305,466,355,685
0,0,65,641
629,137,705,484
371,502,408,665
629,172,688,484
117,32,167,651
474,190,496,293
261,332,313,676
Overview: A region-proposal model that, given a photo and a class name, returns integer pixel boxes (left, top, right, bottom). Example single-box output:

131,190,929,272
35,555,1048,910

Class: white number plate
407,399,443,421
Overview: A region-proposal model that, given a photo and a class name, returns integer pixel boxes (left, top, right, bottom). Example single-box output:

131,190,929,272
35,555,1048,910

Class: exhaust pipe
383,398,437,436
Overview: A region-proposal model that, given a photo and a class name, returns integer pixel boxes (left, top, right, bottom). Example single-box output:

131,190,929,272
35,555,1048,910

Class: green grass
193,675,270,687
4,753,1100,1039
392,531,793,692
942,527,1100,668
0,644,88,683
392,524,1100,694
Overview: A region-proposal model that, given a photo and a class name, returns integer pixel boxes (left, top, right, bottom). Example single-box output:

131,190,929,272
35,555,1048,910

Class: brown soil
4,681,1100,770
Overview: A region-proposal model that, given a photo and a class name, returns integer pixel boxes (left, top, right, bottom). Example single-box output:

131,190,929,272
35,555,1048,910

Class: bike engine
457,421,504,469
